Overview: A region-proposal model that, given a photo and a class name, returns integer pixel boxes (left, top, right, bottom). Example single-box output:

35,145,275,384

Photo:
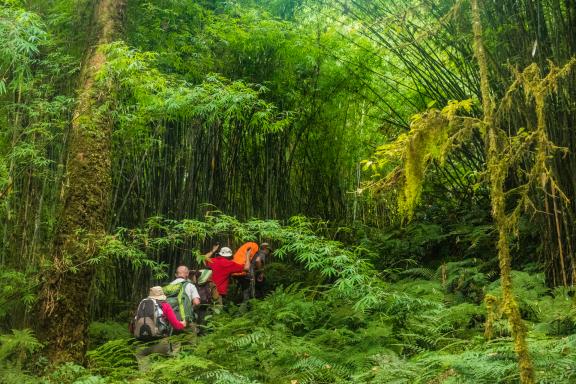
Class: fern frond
0,329,42,364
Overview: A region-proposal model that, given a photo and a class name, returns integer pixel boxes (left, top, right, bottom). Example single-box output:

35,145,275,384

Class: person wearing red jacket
204,245,251,304
147,286,186,330
135,286,185,370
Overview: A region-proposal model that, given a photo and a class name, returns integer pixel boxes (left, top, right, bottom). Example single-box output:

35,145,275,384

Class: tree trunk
38,0,125,364
470,0,535,383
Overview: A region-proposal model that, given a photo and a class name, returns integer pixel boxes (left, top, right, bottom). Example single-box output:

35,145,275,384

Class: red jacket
160,301,184,330
207,256,245,295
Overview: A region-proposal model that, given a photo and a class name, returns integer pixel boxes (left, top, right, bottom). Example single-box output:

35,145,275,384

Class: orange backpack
232,242,259,277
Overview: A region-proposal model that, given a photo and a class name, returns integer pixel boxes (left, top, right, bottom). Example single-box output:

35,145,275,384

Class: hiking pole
250,275,255,299
168,326,173,353
249,262,255,299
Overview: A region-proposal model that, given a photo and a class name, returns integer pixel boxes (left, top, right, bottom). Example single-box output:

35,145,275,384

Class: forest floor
12,262,575,384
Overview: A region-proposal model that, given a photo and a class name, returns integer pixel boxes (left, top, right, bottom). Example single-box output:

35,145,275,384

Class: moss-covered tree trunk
470,0,535,382
38,0,125,364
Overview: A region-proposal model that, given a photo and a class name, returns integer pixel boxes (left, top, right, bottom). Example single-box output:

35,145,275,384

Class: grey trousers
135,338,179,370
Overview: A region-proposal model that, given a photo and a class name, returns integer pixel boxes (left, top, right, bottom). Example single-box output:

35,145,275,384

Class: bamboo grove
0,0,575,382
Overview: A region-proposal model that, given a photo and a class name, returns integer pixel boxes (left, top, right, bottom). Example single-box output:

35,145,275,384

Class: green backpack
162,280,194,323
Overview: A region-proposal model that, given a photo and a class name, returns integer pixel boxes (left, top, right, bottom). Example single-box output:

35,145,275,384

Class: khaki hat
148,286,166,301
219,247,233,257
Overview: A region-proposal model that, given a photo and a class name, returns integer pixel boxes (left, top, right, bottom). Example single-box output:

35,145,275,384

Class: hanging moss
472,0,535,382
401,111,448,218
391,99,475,218
483,294,497,340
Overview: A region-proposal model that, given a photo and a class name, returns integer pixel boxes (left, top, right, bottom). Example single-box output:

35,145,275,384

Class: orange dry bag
232,242,259,277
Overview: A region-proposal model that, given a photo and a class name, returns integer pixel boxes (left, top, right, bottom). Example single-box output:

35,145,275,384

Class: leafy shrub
88,321,131,348
0,329,43,365
532,287,576,336
487,271,549,322
0,270,38,330
0,329,43,383
86,338,137,378
42,362,105,384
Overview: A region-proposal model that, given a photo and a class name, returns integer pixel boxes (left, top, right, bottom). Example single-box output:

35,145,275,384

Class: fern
86,338,137,378
88,321,131,348
43,362,106,384
0,329,42,384
0,270,38,323
0,329,42,364
229,330,271,350
200,369,261,384
144,353,220,383
31,269,576,383
0,365,39,384
289,355,351,383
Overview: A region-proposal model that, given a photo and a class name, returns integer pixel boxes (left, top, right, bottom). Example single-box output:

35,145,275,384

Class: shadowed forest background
0,0,575,383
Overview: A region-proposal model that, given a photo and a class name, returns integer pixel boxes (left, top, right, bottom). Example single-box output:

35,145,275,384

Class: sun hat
218,247,233,257
148,286,167,301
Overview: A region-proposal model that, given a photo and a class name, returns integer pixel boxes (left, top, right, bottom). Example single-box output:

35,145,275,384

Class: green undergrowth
1,213,574,383
16,265,572,383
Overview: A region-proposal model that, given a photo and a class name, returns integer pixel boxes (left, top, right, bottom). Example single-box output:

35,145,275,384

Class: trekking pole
168,326,173,353
249,262,255,299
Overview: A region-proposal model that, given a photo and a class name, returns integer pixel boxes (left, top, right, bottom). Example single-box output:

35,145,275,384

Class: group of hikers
130,242,270,363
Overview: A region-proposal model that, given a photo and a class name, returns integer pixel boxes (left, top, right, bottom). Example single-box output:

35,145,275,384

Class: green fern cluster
86,338,137,379
42,362,106,384
0,329,43,384
2,216,572,384
88,322,131,348
0,270,38,328
0,265,567,383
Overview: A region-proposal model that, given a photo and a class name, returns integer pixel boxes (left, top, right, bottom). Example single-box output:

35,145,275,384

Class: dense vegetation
0,0,575,382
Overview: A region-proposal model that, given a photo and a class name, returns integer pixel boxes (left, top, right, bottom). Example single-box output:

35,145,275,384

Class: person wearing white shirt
170,265,201,306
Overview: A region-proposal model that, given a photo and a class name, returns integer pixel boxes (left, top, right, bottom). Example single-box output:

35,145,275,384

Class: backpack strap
177,281,195,323
155,299,172,335
177,281,187,321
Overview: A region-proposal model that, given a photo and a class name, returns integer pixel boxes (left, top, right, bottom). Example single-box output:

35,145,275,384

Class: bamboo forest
1,0,576,382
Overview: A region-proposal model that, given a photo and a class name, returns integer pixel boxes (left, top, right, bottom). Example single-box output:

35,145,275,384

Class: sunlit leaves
97,235,168,281
441,98,473,119
363,99,480,219
0,6,47,89
98,41,288,156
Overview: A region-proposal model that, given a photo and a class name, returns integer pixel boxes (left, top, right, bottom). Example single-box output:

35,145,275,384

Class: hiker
236,242,269,304
163,265,201,331
189,268,218,334
205,244,251,305
133,286,185,369
253,242,270,298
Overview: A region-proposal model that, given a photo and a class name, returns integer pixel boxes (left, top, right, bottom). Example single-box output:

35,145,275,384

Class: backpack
231,242,259,277
191,269,216,305
131,298,169,340
163,280,194,323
